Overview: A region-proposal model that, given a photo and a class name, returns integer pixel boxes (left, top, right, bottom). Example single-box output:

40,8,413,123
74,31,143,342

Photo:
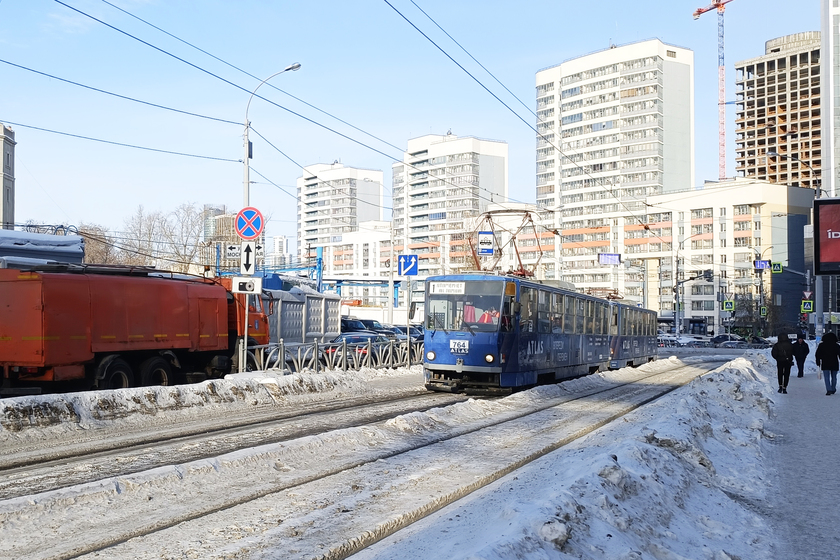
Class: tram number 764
450,340,470,354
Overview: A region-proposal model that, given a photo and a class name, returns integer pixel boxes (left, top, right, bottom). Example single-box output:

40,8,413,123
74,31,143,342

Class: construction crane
694,0,735,181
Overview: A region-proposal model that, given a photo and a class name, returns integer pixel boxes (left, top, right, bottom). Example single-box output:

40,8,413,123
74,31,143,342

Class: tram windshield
427,280,504,333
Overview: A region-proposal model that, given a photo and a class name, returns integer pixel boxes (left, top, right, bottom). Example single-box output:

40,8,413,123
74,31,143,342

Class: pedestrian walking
815,331,840,396
792,335,810,378
771,334,794,394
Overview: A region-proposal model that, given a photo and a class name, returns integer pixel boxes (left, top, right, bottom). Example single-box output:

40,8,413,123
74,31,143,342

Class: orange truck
0,266,270,394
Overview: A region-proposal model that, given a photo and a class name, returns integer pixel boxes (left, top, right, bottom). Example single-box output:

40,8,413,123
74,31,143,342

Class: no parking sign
235,207,264,240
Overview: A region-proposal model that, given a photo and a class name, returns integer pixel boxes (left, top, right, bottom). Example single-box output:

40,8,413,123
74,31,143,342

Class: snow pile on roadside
358,356,778,560
0,365,424,440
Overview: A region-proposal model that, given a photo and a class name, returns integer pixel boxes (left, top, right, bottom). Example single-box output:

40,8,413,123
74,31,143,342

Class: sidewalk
764,366,840,558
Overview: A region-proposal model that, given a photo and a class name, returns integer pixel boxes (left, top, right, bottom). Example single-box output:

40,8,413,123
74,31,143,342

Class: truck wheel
139,357,174,386
101,358,134,390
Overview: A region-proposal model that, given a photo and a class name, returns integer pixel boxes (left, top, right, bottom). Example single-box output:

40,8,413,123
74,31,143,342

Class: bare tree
77,222,121,264
120,206,165,267
159,203,205,273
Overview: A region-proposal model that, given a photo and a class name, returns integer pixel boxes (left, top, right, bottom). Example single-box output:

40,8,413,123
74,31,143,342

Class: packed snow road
0,358,727,560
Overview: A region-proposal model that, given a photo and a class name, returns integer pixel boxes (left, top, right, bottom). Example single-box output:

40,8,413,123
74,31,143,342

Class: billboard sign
814,198,840,275
598,253,621,266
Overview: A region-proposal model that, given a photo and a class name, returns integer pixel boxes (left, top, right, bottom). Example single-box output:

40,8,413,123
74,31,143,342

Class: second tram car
423,273,656,393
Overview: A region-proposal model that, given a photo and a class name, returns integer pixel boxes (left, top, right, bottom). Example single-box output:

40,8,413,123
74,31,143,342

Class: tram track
0,359,729,560
0,390,471,500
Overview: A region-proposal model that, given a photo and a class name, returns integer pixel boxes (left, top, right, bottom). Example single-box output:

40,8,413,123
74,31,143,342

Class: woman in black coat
771,335,794,393
815,332,840,395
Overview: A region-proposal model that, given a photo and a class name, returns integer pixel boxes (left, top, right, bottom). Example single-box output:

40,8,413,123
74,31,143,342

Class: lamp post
243,63,301,207
753,246,773,335
674,232,704,334
767,150,824,339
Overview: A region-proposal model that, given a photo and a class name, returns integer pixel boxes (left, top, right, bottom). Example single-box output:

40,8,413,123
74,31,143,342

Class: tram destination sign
429,282,465,295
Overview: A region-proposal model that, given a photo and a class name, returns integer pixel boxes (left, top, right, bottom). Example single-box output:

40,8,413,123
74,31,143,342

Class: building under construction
734,32,821,191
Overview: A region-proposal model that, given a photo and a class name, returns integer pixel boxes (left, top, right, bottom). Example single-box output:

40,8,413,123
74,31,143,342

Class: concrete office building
534,39,694,293
297,163,384,260
392,133,508,277
551,178,810,335
1,124,15,230
735,32,822,190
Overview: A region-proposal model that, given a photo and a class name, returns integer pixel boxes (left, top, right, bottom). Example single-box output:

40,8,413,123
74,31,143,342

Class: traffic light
703,269,713,281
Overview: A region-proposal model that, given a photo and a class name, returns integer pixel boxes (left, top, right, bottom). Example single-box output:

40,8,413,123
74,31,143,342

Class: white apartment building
735,32,821,190
1,123,15,230
823,0,840,195
392,133,508,277
297,163,384,260
269,235,294,268
321,220,393,306
534,39,695,288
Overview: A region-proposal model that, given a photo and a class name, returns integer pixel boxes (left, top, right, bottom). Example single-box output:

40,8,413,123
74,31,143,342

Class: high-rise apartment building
535,39,694,297
1,123,15,230
270,235,294,268
297,163,384,259
735,32,821,190
823,0,840,195
392,133,508,277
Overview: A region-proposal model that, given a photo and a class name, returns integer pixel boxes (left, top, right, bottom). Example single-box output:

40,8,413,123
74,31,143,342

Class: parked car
748,336,771,348
380,324,409,341
357,318,398,339
711,334,744,347
394,325,424,341
720,340,749,349
341,317,369,334
322,332,392,365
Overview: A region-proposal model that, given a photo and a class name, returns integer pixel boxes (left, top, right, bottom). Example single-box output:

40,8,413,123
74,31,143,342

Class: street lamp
243,63,301,207
674,231,705,334
753,245,774,335
768,150,825,339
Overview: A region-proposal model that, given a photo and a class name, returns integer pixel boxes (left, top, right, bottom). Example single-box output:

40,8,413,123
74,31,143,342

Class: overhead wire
31,1,620,257
0,119,238,162
53,0,536,213
382,0,656,235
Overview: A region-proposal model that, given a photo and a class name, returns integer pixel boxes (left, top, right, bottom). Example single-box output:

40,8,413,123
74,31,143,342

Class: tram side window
564,295,575,334
520,287,535,333
538,290,551,333
585,300,594,333
576,298,585,333
610,305,619,335
552,293,564,333
594,303,604,334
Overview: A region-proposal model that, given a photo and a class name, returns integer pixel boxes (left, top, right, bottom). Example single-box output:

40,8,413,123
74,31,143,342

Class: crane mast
694,0,735,181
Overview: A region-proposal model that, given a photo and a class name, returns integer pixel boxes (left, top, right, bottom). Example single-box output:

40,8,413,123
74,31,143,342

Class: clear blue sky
0,0,821,244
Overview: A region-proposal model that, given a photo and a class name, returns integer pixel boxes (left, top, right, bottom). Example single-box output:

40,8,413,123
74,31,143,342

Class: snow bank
358,356,779,560
0,366,424,442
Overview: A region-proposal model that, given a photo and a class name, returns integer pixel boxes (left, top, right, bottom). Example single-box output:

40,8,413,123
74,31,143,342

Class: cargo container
0,265,269,394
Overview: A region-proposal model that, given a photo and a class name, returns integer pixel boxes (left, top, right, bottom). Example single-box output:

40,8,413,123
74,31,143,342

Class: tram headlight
426,351,436,361
485,354,495,363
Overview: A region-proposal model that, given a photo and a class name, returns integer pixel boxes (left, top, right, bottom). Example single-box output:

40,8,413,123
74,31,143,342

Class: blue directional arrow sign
398,254,418,276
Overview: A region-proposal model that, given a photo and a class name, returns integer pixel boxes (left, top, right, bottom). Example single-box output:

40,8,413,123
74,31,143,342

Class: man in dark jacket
771,335,794,393
815,331,840,395
792,335,810,378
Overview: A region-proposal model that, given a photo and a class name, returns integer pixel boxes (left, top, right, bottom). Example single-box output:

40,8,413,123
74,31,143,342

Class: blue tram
608,301,658,369
423,274,656,393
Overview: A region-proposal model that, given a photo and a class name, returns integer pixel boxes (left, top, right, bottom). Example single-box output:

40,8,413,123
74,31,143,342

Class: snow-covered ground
0,349,817,559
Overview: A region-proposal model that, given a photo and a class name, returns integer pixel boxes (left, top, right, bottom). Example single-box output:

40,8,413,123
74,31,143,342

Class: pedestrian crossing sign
760,306,767,317
722,300,735,312
771,262,782,273
801,300,814,313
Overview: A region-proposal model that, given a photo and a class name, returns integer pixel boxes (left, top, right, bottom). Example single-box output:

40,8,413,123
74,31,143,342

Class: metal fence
250,339,425,374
